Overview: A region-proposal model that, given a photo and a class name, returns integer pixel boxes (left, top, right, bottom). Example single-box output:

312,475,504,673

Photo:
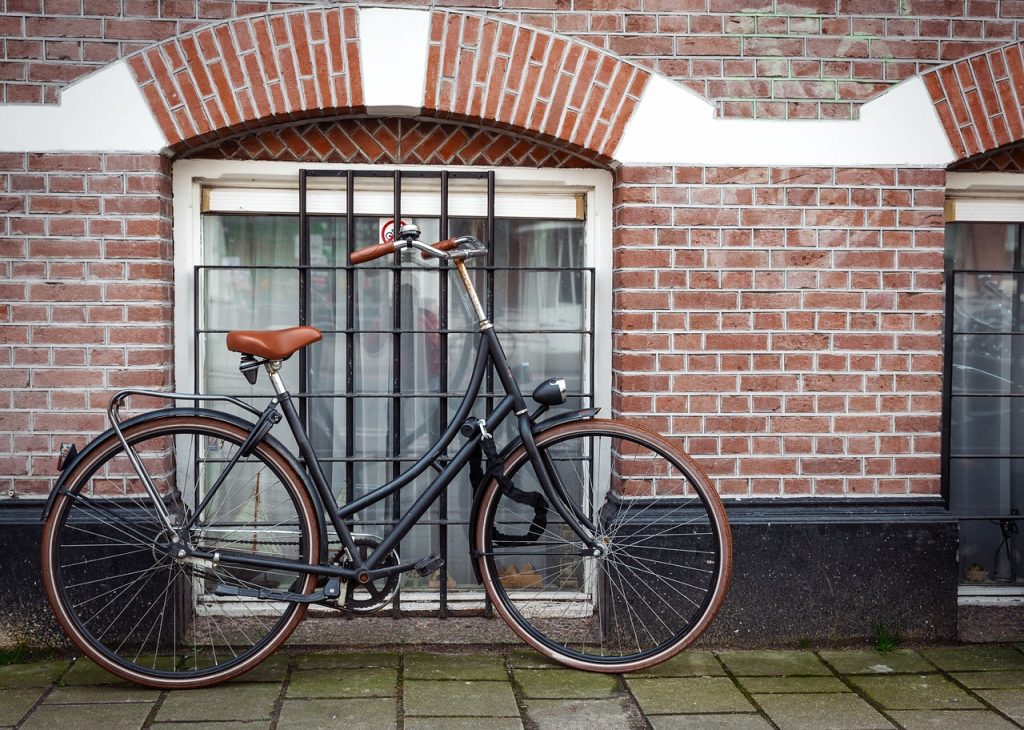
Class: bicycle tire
475,419,731,672
40,413,320,689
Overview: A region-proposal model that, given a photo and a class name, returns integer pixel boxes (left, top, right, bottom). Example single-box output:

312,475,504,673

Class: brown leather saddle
226,326,322,361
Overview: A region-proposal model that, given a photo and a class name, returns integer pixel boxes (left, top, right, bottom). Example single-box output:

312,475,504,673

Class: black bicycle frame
188,325,598,583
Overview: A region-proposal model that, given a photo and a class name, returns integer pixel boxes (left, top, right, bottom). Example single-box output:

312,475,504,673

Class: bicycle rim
41,415,319,688
476,419,731,672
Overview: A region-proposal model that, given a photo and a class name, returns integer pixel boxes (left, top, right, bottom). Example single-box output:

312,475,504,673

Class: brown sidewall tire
40,415,321,689
474,418,732,673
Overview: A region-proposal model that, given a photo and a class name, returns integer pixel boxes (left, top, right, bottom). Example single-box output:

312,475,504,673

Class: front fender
467,407,600,584
40,407,329,563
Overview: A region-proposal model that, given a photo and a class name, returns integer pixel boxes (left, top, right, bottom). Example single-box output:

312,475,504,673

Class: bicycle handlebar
349,237,457,265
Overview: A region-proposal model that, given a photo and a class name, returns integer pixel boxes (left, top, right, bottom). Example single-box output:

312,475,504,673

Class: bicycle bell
399,223,421,242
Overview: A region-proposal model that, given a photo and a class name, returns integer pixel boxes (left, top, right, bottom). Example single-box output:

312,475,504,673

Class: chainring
333,535,401,613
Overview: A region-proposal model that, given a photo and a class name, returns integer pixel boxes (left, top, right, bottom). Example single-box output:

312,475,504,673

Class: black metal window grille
942,221,1024,586
195,168,597,615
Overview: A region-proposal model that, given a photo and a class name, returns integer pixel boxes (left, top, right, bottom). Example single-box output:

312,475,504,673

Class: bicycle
39,226,732,688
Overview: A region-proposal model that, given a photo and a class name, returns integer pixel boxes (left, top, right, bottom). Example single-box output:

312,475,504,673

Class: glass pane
951,396,1024,457
946,222,1017,271
953,273,1018,333
952,334,1024,394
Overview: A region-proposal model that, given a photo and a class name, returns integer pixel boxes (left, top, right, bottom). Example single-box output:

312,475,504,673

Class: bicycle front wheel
40,413,320,688
475,419,731,672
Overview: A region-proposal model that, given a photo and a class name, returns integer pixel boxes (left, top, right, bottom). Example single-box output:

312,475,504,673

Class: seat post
266,360,288,396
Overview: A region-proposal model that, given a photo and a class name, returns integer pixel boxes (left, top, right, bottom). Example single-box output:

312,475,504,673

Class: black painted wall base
701,500,959,647
0,499,959,648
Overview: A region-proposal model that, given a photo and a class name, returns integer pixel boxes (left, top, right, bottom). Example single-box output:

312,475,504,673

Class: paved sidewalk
2,645,1023,729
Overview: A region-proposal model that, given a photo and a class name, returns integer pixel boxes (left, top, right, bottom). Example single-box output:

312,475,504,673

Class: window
944,182,1024,590
173,161,612,614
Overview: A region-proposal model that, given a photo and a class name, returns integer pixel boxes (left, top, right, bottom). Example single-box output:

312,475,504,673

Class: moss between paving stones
976,689,1024,723
157,683,282,722
847,674,982,711
225,653,290,682
817,649,932,675
886,709,1018,730
737,675,849,694
919,646,1024,672
505,649,562,669
45,684,160,703
0,660,70,688
404,718,523,730
515,668,618,698
59,658,126,686
403,652,507,681
523,697,636,730
0,688,47,725
626,676,754,714
717,650,831,677
20,702,154,730
624,651,724,678
293,651,399,670
287,667,397,698
276,697,397,730
951,670,1024,688
647,715,773,730
403,679,519,717
754,693,893,730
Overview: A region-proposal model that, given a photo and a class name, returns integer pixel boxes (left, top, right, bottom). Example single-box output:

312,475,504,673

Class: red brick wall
4,1,1024,119
613,165,946,497
0,153,172,497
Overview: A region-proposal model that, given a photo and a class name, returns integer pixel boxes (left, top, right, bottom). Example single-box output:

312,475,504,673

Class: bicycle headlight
531,377,567,406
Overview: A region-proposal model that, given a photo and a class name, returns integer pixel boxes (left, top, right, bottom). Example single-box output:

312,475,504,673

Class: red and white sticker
379,218,407,245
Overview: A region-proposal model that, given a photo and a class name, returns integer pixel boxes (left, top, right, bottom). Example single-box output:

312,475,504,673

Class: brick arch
922,41,1024,163
125,6,649,161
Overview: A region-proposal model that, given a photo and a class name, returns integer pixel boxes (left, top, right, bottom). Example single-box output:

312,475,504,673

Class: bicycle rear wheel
40,413,320,688
475,419,731,672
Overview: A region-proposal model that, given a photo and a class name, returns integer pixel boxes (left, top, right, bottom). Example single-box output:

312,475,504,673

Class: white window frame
172,159,613,415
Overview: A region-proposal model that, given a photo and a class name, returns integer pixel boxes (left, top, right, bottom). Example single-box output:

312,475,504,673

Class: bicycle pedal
414,554,444,577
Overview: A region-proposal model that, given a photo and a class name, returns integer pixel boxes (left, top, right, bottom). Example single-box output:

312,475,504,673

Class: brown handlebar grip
420,238,458,259
350,242,397,264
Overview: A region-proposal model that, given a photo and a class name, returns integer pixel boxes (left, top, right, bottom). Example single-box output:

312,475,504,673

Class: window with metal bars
194,167,598,614
943,219,1024,588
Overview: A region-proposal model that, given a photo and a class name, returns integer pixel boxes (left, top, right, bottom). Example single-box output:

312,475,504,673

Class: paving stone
404,652,507,680
887,710,1018,729
626,676,754,714
157,683,281,722
818,649,932,675
718,651,831,677
506,649,562,669
21,702,153,730
952,670,1024,688
625,651,725,677
754,692,893,730
516,668,618,698
648,716,773,730
920,646,1024,672
977,688,1024,723
152,724,270,730
0,660,69,688
405,719,523,730
295,652,399,670
524,697,636,729
60,658,126,686
848,674,982,710
0,688,45,725
738,675,848,693
276,698,397,730
404,680,519,717
46,684,160,703
228,654,290,682
287,667,397,698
